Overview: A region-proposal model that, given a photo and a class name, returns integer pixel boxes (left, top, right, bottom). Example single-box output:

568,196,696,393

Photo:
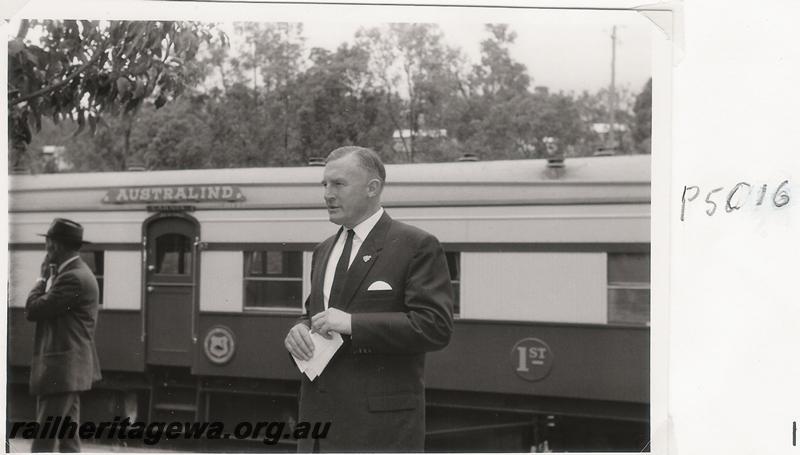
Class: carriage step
148,367,201,421
158,382,196,389
153,402,198,413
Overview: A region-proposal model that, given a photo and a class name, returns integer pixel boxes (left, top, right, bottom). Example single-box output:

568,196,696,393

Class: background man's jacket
26,257,102,396
297,212,454,452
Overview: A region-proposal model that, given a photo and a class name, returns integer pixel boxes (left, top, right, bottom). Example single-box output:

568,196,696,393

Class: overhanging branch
11,46,105,106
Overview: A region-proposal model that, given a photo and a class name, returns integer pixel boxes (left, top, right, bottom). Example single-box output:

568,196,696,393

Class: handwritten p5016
680,180,790,221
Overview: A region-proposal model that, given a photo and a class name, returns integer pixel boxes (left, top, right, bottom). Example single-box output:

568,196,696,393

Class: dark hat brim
36,233,92,244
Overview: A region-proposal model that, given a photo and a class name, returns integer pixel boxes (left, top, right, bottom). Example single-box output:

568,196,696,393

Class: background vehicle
7,155,650,452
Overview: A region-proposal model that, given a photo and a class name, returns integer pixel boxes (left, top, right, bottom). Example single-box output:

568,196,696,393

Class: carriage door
145,216,198,366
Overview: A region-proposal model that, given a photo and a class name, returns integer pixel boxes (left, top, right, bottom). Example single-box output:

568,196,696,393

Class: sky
8,5,654,95
293,12,653,95
305,17,651,93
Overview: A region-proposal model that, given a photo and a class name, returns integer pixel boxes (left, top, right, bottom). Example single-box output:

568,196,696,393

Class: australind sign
102,185,245,204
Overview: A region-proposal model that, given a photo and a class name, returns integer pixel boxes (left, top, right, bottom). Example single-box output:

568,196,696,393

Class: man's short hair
326,146,386,183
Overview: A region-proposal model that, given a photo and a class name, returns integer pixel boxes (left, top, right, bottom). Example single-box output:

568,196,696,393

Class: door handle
147,285,155,293
148,265,156,272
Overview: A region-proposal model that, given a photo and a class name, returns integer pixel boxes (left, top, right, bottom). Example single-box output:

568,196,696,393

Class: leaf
116,77,131,97
21,119,32,144
133,79,146,99
9,38,25,56
26,109,36,132
80,20,94,38
73,110,86,137
23,49,39,66
154,94,167,108
50,59,64,76
124,97,140,114
132,62,149,76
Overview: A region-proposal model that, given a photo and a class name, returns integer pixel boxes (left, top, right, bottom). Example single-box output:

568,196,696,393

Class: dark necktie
329,229,355,309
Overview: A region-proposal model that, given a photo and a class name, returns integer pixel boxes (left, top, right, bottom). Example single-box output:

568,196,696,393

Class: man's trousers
31,392,80,452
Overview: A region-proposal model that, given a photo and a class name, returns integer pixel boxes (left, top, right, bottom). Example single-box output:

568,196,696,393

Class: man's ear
367,178,382,197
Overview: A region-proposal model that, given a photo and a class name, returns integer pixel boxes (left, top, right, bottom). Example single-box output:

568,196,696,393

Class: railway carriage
7,154,650,452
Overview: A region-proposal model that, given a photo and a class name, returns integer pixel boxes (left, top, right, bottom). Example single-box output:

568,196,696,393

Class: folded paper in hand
292,331,343,381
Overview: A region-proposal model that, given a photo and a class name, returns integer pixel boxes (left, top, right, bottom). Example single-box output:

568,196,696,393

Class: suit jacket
25,257,102,396
297,212,454,452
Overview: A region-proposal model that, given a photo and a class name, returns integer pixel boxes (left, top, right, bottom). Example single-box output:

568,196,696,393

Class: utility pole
607,25,617,152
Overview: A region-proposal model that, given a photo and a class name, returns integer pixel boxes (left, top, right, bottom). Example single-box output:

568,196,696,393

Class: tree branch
385,92,409,156
16,19,30,39
11,46,105,106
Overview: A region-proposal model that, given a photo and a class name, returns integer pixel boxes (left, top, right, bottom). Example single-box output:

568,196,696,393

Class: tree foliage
10,21,651,173
296,44,392,160
633,78,652,152
357,23,463,161
7,19,226,170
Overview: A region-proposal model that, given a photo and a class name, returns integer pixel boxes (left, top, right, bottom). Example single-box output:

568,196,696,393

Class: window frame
444,251,461,318
242,249,304,313
153,233,193,276
79,249,105,305
606,252,651,327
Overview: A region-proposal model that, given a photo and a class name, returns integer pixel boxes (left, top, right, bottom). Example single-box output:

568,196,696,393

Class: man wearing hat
26,218,102,452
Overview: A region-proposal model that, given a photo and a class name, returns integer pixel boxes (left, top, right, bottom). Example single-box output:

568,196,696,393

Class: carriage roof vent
593,147,617,157
546,156,565,169
456,153,479,162
545,155,566,179
126,161,146,172
308,157,326,166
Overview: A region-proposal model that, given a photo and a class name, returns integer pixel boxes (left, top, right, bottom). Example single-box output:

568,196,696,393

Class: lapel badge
362,255,372,263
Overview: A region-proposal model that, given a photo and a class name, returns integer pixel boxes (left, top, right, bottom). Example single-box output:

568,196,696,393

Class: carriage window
607,253,650,326
445,252,460,316
80,251,104,304
244,250,303,310
156,234,192,275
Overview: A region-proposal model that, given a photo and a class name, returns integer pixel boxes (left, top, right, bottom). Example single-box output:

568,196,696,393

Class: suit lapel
337,212,392,311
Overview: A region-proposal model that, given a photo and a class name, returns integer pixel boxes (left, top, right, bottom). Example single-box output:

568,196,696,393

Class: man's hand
311,308,352,337
40,254,54,279
285,323,315,361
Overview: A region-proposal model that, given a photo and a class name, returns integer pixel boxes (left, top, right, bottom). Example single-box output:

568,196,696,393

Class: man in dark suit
25,218,102,452
285,146,454,452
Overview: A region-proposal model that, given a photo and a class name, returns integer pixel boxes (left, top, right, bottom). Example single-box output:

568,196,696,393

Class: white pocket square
367,281,392,291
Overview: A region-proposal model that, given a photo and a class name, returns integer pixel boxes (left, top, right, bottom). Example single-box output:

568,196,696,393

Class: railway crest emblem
204,325,236,365
511,337,554,382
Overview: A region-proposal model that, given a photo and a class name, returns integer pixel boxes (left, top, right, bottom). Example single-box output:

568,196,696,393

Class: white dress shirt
323,207,384,309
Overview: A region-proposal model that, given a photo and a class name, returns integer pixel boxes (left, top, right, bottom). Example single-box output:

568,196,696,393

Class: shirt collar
58,255,80,273
350,207,384,242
